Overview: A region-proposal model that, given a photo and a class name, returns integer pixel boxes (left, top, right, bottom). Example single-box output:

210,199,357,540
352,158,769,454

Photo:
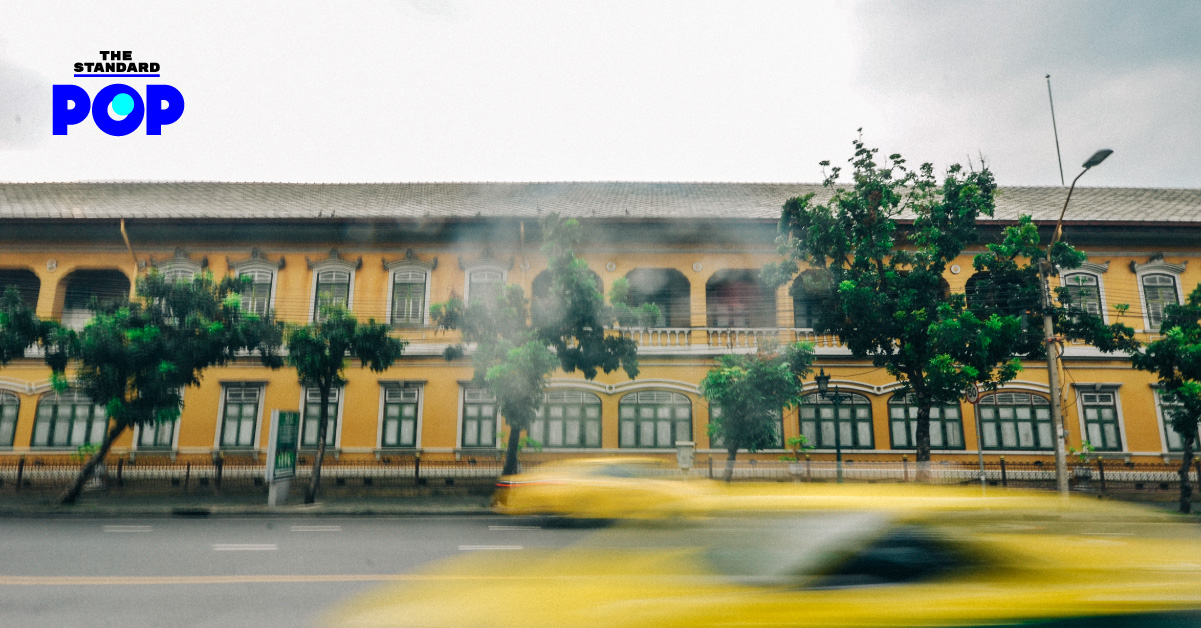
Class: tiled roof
1,182,1199,224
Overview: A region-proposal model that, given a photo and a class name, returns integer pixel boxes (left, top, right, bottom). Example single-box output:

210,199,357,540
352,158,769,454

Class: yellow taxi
491,457,718,519
328,486,1201,628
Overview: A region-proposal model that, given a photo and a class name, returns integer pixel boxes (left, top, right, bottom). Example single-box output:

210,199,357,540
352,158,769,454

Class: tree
1131,284,1201,513
433,213,656,476
700,342,814,481
286,305,405,504
766,134,1131,471
53,272,285,505
0,287,50,367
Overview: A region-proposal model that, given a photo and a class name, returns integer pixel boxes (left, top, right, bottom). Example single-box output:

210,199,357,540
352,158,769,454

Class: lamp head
1082,149,1113,169
815,368,830,395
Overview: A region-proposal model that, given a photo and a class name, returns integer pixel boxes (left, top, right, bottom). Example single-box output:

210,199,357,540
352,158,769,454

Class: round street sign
964,384,980,404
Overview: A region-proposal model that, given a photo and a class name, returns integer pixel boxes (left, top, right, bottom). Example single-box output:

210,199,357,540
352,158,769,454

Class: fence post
184,462,191,489
902,455,909,483
215,456,223,490
999,456,1007,487
414,451,421,484
16,456,25,491
708,455,713,479
116,458,124,488
1097,458,1106,494
805,454,811,482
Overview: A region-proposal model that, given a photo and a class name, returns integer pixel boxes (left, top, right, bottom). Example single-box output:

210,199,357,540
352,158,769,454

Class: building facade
1,182,1199,465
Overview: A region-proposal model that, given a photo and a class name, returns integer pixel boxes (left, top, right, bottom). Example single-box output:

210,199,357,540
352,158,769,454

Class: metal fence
0,456,505,495
1,455,1197,496
695,457,1201,493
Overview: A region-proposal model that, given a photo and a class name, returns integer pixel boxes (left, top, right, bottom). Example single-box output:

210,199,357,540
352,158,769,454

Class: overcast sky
1,1,1197,188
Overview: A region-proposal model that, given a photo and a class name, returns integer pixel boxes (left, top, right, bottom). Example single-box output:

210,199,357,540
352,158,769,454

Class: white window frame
1058,261,1109,323
31,390,108,449
214,383,265,450
299,386,345,449
0,390,21,448
1153,387,1199,454
133,390,182,452
1131,259,1187,333
462,261,507,305
459,385,500,449
232,260,279,317
378,382,424,449
309,258,358,322
1071,384,1126,453
530,389,603,449
386,265,431,327
153,253,203,283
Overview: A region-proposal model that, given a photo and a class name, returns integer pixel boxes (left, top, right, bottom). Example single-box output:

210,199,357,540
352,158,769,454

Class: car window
804,525,969,589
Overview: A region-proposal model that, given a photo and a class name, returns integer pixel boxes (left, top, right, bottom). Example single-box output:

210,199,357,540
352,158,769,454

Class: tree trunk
502,426,523,476
59,422,125,505
305,385,331,504
914,403,932,482
1179,431,1195,515
723,447,737,483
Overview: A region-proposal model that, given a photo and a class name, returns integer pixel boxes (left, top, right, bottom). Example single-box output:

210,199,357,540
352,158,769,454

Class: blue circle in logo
111,93,135,117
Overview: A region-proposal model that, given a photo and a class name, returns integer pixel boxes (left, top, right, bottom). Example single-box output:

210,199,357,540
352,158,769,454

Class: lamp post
1042,149,1112,498
815,368,846,483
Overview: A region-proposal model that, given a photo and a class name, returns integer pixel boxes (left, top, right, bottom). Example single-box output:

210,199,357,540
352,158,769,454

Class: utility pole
1044,149,1113,498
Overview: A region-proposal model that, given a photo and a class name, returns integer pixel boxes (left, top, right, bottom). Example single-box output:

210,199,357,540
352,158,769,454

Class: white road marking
458,545,523,551
212,544,278,551
488,525,541,531
290,525,342,532
103,525,153,533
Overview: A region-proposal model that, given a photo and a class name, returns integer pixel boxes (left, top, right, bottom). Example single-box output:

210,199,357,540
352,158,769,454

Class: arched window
239,268,275,316
0,269,40,310
391,270,427,327
60,269,130,330
530,390,602,448
706,269,776,328
798,392,874,449
0,391,19,447
976,392,1052,450
888,393,963,450
619,391,691,448
467,267,505,305
1142,274,1179,331
624,269,690,327
791,270,830,329
314,269,351,318
1061,272,1103,317
32,390,107,448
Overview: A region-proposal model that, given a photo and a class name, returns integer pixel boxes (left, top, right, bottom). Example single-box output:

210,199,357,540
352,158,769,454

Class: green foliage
701,342,814,456
1068,441,1096,463
52,270,286,504
768,134,1131,462
286,304,406,502
0,287,56,366
433,213,647,474
62,271,285,432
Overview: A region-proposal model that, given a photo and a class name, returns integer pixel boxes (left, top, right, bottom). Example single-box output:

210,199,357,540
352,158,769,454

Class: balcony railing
614,327,846,352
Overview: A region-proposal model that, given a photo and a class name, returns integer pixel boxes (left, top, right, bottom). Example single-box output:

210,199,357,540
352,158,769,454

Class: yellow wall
1,235,1197,464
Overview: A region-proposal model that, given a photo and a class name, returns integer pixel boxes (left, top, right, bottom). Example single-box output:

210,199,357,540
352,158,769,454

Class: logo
53,50,184,136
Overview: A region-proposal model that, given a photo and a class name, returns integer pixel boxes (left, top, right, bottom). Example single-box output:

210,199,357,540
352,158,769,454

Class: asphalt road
0,515,591,628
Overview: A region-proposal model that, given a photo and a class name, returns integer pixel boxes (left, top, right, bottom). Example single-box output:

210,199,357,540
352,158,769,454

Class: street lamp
1042,149,1112,498
815,368,845,483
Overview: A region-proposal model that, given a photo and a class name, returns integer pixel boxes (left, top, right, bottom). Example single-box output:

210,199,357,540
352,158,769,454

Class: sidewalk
0,491,494,518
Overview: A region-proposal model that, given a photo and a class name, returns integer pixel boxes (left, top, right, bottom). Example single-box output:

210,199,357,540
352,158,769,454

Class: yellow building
1,182,1198,466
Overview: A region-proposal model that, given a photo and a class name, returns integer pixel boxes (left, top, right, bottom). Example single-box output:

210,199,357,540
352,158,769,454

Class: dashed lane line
458,545,523,551
488,525,541,531
290,525,342,532
212,544,278,551
103,525,153,533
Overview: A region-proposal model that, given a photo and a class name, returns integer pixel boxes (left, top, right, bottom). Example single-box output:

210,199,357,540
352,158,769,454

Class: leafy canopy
701,342,814,454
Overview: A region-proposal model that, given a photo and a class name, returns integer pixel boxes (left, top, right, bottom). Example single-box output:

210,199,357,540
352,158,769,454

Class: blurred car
491,457,716,519
328,487,1201,628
